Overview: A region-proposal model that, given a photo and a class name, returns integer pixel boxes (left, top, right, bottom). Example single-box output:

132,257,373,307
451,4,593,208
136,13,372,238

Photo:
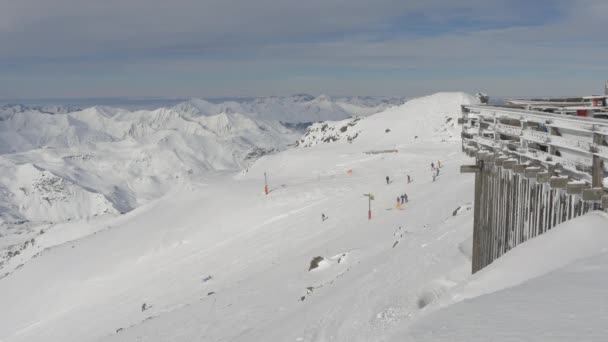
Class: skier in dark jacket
386,176,390,184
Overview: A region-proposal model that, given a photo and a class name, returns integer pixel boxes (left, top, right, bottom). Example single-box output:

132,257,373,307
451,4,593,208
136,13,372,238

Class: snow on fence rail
460,105,608,273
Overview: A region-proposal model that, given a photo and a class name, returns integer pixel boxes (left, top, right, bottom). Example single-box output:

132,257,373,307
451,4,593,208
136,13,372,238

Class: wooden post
592,132,605,188
520,120,529,149
468,160,484,273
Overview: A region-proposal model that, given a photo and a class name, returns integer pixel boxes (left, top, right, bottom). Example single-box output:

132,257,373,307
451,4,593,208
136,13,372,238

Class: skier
386,176,390,184
407,174,411,183
438,160,442,168
436,167,440,176
321,213,326,222
400,195,405,204
431,162,435,171
404,193,408,202
396,197,401,208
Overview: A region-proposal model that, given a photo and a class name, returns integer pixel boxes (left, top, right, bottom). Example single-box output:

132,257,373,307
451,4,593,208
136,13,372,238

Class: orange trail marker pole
363,193,374,220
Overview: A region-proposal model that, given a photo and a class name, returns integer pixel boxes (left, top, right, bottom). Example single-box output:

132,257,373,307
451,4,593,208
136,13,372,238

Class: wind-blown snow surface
402,211,608,341
2,92,605,341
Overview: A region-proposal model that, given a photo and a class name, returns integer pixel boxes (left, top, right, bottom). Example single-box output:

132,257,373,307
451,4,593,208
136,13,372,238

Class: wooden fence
460,105,608,273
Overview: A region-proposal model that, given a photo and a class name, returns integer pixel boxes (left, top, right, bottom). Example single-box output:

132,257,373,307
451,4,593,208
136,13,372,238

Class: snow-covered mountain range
173,94,405,123
0,95,403,230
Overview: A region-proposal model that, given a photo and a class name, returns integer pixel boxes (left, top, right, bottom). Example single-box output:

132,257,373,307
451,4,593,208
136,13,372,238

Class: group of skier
322,159,444,221
396,193,409,206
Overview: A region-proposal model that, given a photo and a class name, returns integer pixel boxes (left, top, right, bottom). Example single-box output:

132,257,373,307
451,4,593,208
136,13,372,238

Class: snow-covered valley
1,92,607,342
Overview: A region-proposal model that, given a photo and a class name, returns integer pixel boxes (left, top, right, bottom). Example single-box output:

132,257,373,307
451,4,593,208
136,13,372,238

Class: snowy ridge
173,94,404,123
298,92,480,148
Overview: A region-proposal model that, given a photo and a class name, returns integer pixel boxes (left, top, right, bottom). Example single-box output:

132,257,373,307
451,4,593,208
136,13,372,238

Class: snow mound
404,211,608,341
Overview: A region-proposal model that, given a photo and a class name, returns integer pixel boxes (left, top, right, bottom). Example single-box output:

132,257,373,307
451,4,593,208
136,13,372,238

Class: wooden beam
495,156,509,166
524,167,542,179
513,164,527,174
476,151,490,159
536,172,551,183
460,165,481,173
502,160,516,170
582,188,606,201
566,182,589,195
549,176,569,189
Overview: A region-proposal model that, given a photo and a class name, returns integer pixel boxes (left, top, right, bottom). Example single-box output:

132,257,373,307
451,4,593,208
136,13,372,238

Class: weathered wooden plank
582,188,606,201
549,177,569,189
524,167,542,179
461,165,481,173
513,164,527,174
536,172,551,183
502,160,516,170
566,182,589,195
495,156,509,166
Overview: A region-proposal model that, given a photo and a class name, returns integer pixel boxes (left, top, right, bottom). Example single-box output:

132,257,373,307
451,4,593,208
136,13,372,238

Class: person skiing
400,195,405,204
438,160,442,168
386,176,390,184
404,193,408,202
431,162,435,170
321,213,326,222
407,174,411,183
396,196,401,208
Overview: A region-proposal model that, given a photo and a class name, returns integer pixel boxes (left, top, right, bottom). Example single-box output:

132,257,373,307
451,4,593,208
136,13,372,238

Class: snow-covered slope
0,92,481,342
0,95,407,230
404,211,608,341
297,92,479,147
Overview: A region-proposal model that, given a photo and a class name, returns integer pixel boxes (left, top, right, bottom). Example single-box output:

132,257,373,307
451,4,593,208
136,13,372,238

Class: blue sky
1,0,607,99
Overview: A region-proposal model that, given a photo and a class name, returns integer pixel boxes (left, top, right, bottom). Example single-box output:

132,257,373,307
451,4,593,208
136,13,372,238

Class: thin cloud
0,0,606,98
